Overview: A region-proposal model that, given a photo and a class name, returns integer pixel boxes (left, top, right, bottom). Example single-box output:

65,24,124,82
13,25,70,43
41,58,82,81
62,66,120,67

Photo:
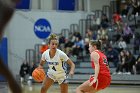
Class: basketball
32,68,46,82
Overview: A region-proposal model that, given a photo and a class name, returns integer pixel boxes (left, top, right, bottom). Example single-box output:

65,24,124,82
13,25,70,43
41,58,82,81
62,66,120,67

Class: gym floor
0,82,140,93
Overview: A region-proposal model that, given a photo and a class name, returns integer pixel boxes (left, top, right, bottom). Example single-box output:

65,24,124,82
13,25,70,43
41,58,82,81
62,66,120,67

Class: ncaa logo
34,19,51,39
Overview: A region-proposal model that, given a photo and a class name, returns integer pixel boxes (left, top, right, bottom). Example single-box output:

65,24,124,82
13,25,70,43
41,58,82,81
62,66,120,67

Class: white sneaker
113,72,117,75
126,72,131,75
117,72,122,74
20,77,24,83
27,80,32,86
28,76,32,79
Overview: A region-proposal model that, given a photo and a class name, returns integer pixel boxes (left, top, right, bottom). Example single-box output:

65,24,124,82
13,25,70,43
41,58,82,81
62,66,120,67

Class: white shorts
47,70,68,84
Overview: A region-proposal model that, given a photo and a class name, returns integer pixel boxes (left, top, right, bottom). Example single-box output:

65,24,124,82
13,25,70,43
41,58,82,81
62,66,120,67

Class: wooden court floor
0,82,140,93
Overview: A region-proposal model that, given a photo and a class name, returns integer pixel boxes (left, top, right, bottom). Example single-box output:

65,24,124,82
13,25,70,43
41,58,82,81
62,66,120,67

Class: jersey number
103,57,109,66
52,66,56,71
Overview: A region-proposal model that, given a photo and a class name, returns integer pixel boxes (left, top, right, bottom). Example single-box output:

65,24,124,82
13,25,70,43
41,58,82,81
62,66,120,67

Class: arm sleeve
60,51,69,62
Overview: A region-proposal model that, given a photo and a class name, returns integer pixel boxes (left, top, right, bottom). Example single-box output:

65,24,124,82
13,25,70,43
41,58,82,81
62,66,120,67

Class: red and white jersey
91,50,111,78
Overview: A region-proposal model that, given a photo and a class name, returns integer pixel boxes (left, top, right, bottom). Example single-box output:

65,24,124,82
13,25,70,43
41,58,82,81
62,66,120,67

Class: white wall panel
40,0,53,10
31,0,40,9
7,10,87,75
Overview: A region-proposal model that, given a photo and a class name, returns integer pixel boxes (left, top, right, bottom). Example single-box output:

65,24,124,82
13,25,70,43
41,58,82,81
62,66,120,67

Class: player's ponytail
89,40,102,50
97,40,102,50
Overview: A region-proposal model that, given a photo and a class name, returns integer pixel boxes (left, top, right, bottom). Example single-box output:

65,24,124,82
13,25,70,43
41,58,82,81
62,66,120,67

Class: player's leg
0,58,22,93
0,0,22,93
60,83,68,93
41,76,54,93
76,80,98,93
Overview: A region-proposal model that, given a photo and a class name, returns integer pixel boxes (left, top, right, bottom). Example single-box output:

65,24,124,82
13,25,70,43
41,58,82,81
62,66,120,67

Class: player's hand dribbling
38,65,43,69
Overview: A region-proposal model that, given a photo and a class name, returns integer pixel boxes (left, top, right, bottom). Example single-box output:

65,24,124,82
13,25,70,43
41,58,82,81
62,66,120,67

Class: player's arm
89,52,100,86
0,0,21,93
38,60,46,69
38,52,46,68
66,59,75,78
93,52,100,80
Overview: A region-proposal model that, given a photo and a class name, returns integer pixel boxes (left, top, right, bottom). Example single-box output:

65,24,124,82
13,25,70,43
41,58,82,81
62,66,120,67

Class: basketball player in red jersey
76,40,111,93
0,0,22,93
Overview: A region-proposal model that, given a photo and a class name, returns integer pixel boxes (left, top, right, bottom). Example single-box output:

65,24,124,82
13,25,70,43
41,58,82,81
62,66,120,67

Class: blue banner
58,0,75,11
0,38,8,81
16,0,30,9
34,19,51,39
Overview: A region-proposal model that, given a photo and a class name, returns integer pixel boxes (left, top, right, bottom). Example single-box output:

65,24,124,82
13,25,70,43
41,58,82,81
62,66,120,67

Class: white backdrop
5,10,88,76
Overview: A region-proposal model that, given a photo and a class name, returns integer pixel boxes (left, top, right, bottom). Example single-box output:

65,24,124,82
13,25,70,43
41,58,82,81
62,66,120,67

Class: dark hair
89,40,102,50
48,33,58,44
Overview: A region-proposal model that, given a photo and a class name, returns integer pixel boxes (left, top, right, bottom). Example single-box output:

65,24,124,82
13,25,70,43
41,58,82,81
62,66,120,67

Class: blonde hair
48,33,58,44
